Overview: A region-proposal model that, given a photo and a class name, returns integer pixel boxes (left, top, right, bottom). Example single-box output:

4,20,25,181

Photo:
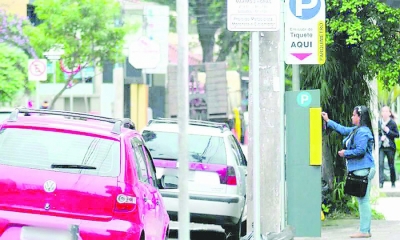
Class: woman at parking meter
322,106,375,238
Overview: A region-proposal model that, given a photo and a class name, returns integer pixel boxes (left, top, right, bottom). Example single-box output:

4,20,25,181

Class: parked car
0,108,170,240
142,118,248,240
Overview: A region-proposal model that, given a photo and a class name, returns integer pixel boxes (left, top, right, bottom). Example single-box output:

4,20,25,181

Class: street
169,230,226,240
168,222,226,240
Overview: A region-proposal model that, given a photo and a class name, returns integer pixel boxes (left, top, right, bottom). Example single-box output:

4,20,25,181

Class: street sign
28,59,48,81
60,59,81,74
227,0,280,32
128,36,161,69
143,5,169,74
297,91,312,107
284,0,326,64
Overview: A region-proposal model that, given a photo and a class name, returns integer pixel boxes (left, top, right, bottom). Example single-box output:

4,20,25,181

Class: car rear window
142,130,227,165
0,128,120,177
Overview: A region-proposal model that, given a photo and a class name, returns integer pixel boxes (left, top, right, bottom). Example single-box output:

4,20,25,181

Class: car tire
224,218,242,240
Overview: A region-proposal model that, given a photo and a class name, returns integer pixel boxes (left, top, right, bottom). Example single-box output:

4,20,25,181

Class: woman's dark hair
354,105,374,143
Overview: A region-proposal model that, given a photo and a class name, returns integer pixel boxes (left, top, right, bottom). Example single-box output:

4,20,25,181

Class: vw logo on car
43,180,57,193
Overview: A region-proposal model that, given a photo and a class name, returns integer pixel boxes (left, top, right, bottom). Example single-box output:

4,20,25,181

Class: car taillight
114,194,137,212
220,166,237,186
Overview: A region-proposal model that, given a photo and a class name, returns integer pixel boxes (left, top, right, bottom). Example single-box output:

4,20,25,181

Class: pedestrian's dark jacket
378,118,399,150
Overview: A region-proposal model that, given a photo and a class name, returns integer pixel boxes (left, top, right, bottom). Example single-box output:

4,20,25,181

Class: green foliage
323,177,385,220
301,0,400,178
0,44,30,103
302,41,372,176
22,24,50,58
31,0,132,108
0,11,38,58
44,61,68,84
326,0,400,86
33,0,129,69
377,77,400,108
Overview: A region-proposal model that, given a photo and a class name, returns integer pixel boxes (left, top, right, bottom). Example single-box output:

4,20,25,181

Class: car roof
0,112,136,140
142,122,230,137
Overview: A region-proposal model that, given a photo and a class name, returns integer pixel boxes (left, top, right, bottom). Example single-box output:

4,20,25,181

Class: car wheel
224,218,242,240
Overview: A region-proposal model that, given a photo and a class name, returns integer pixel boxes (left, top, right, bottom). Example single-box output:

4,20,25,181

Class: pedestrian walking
378,106,399,188
322,106,375,238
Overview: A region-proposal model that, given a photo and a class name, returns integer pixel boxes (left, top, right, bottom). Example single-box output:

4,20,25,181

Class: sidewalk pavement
296,182,400,239
295,219,400,240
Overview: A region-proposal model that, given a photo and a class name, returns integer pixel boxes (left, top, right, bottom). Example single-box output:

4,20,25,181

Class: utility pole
177,0,190,240
227,0,287,238
247,15,285,240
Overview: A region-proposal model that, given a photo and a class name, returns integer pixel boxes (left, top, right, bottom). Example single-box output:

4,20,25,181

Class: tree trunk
194,0,217,63
199,34,215,63
216,30,238,62
49,77,73,110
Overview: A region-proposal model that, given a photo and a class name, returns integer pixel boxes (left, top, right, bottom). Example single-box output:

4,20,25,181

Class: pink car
0,108,170,240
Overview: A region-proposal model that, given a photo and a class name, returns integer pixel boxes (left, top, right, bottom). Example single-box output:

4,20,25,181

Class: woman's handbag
344,171,369,197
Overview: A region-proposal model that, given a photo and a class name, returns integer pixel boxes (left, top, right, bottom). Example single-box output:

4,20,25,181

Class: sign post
177,0,189,239
28,59,48,108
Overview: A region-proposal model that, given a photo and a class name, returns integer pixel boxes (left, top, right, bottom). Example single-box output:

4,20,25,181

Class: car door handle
143,196,148,202
155,199,160,205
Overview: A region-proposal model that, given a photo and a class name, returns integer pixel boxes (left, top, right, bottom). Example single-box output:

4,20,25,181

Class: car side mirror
161,175,178,189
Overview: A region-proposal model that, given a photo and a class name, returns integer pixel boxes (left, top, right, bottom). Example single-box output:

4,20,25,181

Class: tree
300,1,400,189
145,0,243,62
377,76,400,108
0,10,38,59
0,44,30,104
32,0,130,109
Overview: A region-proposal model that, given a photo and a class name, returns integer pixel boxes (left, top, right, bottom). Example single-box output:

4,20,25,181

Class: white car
142,118,248,240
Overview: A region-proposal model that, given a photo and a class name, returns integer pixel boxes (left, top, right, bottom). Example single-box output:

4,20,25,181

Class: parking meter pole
292,65,300,91
250,31,261,240
177,0,190,239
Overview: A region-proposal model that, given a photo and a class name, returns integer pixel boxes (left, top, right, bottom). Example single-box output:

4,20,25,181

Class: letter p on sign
295,0,318,16
297,91,312,107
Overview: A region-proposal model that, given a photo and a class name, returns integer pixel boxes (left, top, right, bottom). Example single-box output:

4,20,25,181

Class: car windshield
142,130,227,165
0,128,120,177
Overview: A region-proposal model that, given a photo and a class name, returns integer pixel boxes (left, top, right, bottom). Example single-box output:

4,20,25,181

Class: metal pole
36,80,40,108
53,60,57,84
70,87,73,111
177,0,190,239
279,0,286,229
292,64,300,91
251,31,261,240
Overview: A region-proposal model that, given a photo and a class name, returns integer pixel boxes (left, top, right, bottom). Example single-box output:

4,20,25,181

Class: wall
0,0,28,17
